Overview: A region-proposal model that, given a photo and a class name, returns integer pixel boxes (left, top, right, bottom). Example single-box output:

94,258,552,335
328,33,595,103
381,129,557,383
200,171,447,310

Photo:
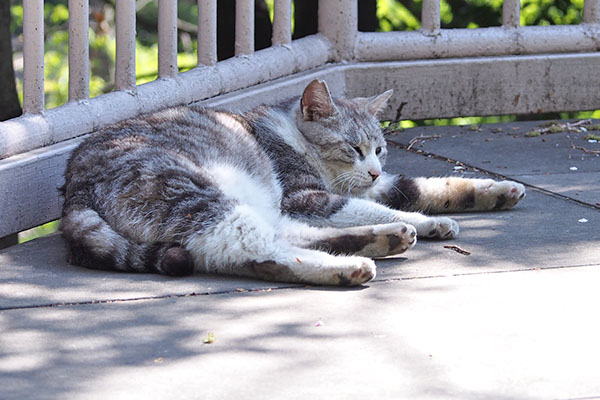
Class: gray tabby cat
60,79,525,286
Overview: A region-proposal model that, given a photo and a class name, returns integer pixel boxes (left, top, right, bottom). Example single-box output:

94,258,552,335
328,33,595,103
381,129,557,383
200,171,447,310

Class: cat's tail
60,205,194,276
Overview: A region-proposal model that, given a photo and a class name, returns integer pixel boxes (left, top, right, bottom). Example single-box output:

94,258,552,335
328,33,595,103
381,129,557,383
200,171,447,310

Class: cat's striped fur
60,80,525,285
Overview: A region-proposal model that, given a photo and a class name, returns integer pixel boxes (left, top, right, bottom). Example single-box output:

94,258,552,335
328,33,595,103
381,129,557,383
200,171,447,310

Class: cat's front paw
475,180,526,210
416,217,459,240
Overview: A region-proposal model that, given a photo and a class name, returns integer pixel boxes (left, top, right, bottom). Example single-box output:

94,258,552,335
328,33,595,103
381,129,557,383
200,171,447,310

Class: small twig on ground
573,145,600,155
407,134,441,151
526,119,593,137
567,135,600,158
544,119,592,133
444,245,471,256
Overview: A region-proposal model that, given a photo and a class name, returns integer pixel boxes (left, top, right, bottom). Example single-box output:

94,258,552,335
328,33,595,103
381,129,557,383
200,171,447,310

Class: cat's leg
185,204,376,286
282,188,458,239
372,174,526,214
411,177,526,213
281,218,417,258
331,197,459,240
363,173,525,238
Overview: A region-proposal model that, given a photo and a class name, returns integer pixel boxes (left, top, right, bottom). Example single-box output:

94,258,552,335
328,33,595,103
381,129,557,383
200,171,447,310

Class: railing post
272,0,292,45
235,0,255,55
584,0,600,23
68,0,90,101
502,0,521,27
421,0,441,33
115,0,137,91
158,0,178,78
318,0,357,61
197,0,217,66
23,0,45,113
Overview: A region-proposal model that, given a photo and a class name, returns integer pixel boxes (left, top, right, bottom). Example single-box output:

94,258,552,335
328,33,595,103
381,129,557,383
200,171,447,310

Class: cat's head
296,79,393,195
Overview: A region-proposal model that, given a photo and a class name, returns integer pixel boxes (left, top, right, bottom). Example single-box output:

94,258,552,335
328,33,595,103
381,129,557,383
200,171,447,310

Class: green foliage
377,0,421,31
378,0,583,30
18,221,60,244
10,4,23,33
265,0,275,22
10,0,201,109
521,0,582,25
47,3,69,24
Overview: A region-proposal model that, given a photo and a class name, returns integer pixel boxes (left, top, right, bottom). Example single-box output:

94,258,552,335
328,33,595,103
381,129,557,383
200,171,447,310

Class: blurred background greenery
2,0,597,245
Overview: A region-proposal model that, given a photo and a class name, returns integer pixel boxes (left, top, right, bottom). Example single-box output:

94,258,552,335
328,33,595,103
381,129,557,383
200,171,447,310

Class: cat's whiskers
330,171,356,193
390,184,409,203
331,170,377,196
347,175,360,195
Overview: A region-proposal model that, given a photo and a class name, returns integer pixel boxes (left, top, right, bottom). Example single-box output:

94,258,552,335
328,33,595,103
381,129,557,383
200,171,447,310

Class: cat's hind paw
475,179,526,210
417,217,459,240
337,258,376,286
493,181,526,210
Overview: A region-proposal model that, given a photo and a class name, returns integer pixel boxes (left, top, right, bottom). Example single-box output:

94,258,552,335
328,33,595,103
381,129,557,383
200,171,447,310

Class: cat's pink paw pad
358,260,376,281
475,179,526,210
372,222,417,255
419,217,459,240
493,181,526,209
338,260,376,286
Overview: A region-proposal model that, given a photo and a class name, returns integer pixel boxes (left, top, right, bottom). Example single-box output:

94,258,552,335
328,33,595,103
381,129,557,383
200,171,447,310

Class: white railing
1,0,600,239
68,0,89,101
352,0,600,61
0,0,331,160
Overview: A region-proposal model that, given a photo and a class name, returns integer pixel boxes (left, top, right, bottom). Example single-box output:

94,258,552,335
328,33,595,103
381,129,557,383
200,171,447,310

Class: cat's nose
368,171,380,181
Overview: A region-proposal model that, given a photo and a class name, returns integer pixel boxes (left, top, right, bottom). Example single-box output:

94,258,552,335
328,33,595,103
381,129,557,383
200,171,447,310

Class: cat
60,79,525,286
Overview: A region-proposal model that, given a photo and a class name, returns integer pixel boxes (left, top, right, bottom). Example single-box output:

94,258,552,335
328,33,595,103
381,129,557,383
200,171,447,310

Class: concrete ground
1,120,599,400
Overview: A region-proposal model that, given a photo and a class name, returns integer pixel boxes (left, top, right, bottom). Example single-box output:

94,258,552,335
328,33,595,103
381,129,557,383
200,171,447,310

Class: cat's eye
375,146,382,155
352,146,364,158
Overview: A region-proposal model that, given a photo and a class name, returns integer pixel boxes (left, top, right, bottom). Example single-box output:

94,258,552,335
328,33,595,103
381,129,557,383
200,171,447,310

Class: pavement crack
3,264,599,312
0,284,300,312
374,262,600,284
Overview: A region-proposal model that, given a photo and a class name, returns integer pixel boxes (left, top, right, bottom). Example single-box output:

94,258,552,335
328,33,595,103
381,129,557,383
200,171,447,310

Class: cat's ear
368,89,393,116
301,79,336,121
354,89,394,116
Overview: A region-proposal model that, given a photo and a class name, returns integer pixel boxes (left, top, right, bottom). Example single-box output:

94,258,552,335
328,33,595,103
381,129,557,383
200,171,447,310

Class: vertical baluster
421,0,440,32
318,0,357,60
198,0,217,65
158,0,178,78
23,0,45,113
235,0,254,55
502,0,521,27
115,0,136,90
68,0,90,101
272,0,291,45
584,0,600,23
